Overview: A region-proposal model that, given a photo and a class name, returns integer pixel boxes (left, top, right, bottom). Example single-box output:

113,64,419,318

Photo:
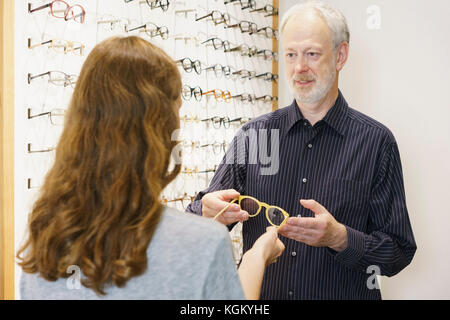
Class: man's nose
294,56,309,73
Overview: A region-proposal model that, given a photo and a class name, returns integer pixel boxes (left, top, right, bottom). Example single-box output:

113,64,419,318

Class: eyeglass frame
204,64,232,78
27,108,66,125
28,0,86,24
201,116,231,129
213,195,290,228
195,10,230,25
201,38,231,51
250,4,279,17
126,21,169,39
181,85,203,101
201,89,231,102
176,58,202,74
28,71,77,87
28,38,85,56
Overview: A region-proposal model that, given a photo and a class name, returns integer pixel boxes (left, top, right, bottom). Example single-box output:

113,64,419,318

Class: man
187,1,416,299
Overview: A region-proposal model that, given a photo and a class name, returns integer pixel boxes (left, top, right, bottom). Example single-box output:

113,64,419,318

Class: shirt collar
284,90,349,137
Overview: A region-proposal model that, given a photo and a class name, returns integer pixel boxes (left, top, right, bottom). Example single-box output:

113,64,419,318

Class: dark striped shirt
186,90,416,300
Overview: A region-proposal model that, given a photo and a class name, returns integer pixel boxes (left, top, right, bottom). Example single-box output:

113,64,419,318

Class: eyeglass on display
232,69,256,79
213,195,291,228
28,38,85,56
126,22,169,40
27,143,56,154
28,108,65,126
224,0,256,10
226,21,258,34
97,15,130,32
252,72,279,82
176,58,202,74
201,38,231,51
181,85,202,101
140,0,170,11
28,0,85,24
28,71,77,88
225,44,257,57
195,10,230,25
250,4,279,17
202,116,231,129
231,94,256,104
257,49,279,61
256,27,279,40
256,95,278,103
201,141,228,154
162,192,197,210
204,64,232,78
201,89,231,102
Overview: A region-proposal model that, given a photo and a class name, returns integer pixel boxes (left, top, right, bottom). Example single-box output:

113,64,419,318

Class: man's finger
219,189,241,201
299,199,327,216
286,217,317,229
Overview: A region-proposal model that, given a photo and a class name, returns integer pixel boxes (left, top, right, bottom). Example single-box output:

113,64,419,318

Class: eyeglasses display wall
15,0,278,268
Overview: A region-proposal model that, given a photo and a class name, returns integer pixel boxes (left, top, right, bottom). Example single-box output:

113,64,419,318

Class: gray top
20,206,245,300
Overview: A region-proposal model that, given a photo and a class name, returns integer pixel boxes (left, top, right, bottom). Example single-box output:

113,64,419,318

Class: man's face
282,10,337,104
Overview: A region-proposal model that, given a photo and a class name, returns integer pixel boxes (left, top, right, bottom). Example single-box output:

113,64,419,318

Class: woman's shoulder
157,206,230,244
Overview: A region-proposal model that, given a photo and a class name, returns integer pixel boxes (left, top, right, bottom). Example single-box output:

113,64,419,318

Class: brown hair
17,36,182,295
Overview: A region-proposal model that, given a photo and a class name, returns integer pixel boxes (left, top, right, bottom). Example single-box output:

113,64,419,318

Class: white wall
279,0,450,299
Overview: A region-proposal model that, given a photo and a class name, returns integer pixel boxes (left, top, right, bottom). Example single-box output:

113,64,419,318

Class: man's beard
288,62,336,105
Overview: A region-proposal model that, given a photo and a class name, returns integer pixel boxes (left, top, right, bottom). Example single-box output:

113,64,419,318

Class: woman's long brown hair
17,36,182,295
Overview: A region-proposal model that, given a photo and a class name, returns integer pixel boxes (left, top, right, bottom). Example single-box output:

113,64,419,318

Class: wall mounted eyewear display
213,195,290,228
28,71,77,87
28,38,85,56
28,0,85,23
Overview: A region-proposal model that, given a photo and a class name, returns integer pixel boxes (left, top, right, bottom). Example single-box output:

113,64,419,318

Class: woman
18,36,284,300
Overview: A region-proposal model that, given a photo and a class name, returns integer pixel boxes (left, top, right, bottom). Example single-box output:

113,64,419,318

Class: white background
278,0,450,299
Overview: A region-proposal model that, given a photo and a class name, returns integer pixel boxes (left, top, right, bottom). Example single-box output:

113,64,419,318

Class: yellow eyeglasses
213,195,290,228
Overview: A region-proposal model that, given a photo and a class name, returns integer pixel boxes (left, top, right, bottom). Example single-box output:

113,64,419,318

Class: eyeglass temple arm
28,72,50,84
195,13,212,21
213,198,238,221
28,38,52,49
28,2,51,13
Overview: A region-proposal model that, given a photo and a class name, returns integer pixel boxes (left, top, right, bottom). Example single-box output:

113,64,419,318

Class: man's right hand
201,189,249,225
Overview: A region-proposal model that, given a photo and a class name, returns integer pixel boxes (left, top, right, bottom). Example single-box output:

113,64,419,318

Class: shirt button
291,251,297,257
307,143,313,149
297,214,302,218
288,290,294,297
302,178,307,183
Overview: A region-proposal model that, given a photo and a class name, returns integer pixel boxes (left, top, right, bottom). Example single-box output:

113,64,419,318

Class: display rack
1,0,279,299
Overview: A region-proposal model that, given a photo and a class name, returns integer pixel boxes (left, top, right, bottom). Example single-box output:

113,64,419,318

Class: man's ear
335,42,349,71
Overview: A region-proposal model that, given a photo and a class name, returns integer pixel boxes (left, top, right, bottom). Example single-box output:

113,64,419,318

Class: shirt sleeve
185,128,249,216
332,141,417,276
201,228,246,300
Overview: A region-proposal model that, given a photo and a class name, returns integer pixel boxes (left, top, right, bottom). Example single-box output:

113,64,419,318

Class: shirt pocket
320,178,370,228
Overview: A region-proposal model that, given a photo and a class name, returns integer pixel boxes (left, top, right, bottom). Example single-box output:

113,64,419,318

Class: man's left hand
278,199,348,252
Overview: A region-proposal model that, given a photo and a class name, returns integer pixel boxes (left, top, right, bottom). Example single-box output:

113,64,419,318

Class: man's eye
307,52,318,57
286,53,295,58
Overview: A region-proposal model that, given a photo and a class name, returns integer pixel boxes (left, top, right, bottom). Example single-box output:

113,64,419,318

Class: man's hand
201,189,249,225
278,199,348,252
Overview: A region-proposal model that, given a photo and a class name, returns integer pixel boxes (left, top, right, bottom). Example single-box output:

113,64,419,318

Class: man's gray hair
280,0,350,48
